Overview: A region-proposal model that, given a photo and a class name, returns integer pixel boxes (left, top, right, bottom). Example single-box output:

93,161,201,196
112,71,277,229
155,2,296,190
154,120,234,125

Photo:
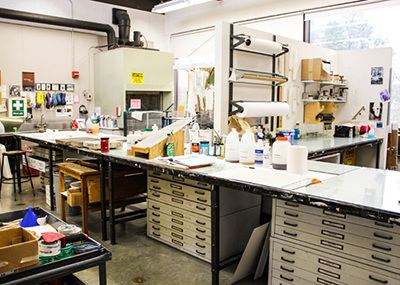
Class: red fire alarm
72,71,79,78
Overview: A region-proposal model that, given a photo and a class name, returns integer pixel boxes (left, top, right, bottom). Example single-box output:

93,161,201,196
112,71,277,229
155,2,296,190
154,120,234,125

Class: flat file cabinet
269,199,400,284
147,171,261,262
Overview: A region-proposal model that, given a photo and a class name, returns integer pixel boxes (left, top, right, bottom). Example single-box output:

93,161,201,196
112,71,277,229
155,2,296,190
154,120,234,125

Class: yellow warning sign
131,72,144,84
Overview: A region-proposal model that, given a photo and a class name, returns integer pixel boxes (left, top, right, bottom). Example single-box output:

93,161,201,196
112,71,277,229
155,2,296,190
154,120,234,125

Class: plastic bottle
225,128,240,163
165,132,175,157
368,125,375,139
272,137,290,170
349,126,353,138
239,129,255,165
86,118,93,130
255,133,264,165
152,124,159,132
220,136,226,158
294,121,301,140
191,132,200,154
263,140,271,167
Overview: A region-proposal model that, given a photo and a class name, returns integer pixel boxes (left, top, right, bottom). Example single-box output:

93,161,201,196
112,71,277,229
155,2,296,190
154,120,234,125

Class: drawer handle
195,190,206,195
284,211,298,218
371,255,390,263
197,198,208,203
196,220,206,226
197,182,208,187
323,210,346,219
150,179,159,183
172,190,184,197
279,274,293,282
196,235,206,241
281,248,295,255
173,176,184,182
152,212,160,217
196,206,206,211
283,230,297,237
369,275,388,284
372,243,391,251
151,192,160,197
152,186,161,190
151,205,160,210
283,221,298,227
152,172,161,176
171,183,182,190
317,277,338,285
374,221,394,228
373,232,393,240
172,211,183,218
152,225,160,230
280,266,294,273
195,250,206,256
195,242,206,248
171,218,183,225
172,239,183,247
284,202,299,208
281,257,294,264
152,219,160,224
196,228,206,233
152,232,160,237
172,198,183,204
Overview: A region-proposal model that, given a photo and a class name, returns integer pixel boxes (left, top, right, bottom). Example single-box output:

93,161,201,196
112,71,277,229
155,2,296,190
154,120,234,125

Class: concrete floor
0,177,267,285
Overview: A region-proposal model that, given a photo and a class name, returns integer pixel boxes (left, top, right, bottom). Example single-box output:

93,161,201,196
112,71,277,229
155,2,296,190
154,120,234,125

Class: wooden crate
132,129,184,159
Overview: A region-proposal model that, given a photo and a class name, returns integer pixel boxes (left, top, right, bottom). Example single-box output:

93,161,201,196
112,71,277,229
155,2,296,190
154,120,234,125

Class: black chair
0,150,35,201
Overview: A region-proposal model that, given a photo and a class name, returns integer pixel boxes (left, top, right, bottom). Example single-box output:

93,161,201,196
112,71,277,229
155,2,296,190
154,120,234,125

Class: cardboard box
67,188,82,207
301,58,331,81
0,227,39,274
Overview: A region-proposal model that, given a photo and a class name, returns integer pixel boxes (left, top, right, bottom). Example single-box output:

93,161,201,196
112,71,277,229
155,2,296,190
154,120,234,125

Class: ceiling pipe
0,7,116,49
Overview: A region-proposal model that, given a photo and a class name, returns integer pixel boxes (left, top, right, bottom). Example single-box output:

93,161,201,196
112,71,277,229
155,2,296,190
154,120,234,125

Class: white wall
0,0,165,122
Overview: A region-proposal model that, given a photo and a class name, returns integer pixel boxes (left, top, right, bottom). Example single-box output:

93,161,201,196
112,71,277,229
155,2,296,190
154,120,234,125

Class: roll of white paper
235,102,290,118
244,37,283,54
287,145,308,175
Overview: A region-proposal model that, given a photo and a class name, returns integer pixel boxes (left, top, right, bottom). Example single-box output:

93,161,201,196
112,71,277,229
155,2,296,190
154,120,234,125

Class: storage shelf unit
147,171,261,262
302,80,348,103
269,198,400,284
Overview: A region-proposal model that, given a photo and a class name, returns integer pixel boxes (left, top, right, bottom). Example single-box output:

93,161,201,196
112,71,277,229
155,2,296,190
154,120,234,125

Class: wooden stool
0,150,35,201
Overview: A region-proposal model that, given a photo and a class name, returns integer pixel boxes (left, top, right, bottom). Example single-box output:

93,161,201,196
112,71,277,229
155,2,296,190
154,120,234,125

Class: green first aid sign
11,99,25,117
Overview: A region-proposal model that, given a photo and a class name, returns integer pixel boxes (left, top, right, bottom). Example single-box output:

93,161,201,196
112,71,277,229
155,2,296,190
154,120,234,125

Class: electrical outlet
87,93,92,100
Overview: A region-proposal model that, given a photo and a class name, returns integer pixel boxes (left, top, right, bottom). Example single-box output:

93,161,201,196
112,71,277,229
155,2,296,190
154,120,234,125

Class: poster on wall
56,105,73,117
369,102,382,121
9,85,21,97
371,67,383,85
22,72,35,91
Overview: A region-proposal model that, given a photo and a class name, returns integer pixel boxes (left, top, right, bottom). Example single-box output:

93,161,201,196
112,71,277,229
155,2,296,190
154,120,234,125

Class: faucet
41,114,46,126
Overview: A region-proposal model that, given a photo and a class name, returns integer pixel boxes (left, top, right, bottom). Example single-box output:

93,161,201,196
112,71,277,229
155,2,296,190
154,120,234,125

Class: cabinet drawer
149,171,212,190
276,199,400,236
147,212,211,243
148,181,211,205
275,215,400,257
271,277,307,285
275,224,400,273
147,222,211,261
272,268,322,285
276,206,400,246
148,199,211,229
148,190,211,217
272,238,400,285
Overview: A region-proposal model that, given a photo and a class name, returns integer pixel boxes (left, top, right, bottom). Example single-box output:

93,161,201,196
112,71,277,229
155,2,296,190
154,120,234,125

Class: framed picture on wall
66,84,74,92
60,84,66,91
371,67,383,85
52,84,59,91
46,84,51,91
35,83,41,91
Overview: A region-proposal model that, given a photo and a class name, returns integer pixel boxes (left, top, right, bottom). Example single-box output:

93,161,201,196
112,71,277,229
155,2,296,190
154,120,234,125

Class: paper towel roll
244,37,283,54
287,145,308,175
236,102,290,118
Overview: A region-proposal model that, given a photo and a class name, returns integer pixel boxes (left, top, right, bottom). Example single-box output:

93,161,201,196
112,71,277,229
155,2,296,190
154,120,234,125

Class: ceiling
92,0,164,12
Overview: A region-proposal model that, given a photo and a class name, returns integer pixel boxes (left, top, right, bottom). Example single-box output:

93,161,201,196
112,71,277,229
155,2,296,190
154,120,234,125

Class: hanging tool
352,106,365,120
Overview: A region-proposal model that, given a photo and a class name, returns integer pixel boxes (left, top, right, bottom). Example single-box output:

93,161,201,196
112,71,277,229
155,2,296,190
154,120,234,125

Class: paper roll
287,145,308,175
244,37,283,54
235,102,290,118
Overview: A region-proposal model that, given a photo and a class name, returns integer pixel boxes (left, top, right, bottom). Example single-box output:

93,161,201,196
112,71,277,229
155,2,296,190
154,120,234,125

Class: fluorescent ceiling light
152,0,218,14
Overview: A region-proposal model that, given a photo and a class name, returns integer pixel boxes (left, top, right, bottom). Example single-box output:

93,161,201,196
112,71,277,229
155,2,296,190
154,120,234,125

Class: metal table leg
100,157,107,241
48,147,54,211
211,185,220,285
376,143,380,168
108,161,116,245
99,262,107,285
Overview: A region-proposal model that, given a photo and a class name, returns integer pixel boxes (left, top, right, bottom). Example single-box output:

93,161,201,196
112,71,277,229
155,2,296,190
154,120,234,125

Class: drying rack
228,24,289,130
